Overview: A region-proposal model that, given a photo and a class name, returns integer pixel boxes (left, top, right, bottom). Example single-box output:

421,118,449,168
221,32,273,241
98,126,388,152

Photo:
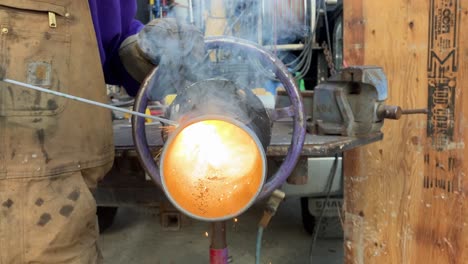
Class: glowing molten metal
161,119,266,221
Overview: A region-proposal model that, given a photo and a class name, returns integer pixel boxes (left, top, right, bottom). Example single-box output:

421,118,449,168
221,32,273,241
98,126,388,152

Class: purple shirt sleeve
88,0,144,96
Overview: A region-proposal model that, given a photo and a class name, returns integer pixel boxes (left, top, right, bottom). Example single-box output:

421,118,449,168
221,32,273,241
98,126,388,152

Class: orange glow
161,119,265,220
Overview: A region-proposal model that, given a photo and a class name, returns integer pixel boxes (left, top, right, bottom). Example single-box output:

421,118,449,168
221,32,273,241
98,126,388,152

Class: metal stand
210,221,228,264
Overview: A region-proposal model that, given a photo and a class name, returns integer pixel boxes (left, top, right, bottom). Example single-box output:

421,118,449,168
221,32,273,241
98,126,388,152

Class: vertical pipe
258,0,264,45
188,0,194,24
289,0,293,23
201,0,205,29
193,0,200,27
210,221,228,264
311,0,316,40
149,0,155,20
304,0,308,27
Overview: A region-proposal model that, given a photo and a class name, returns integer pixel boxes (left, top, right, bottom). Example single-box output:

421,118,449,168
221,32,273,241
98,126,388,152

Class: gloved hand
119,18,206,86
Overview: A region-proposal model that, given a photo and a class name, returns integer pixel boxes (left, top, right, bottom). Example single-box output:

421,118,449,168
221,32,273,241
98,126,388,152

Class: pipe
188,0,194,24
310,0,316,41
258,0,263,45
149,0,155,20
159,114,268,222
200,0,205,29
133,37,306,200
210,221,228,264
304,0,308,28
204,36,306,200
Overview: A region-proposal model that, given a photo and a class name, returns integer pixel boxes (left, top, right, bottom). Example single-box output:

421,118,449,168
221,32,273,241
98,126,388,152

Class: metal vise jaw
311,66,389,136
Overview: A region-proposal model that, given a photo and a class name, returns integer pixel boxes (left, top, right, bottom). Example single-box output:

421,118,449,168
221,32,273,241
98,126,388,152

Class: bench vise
311,66,417,136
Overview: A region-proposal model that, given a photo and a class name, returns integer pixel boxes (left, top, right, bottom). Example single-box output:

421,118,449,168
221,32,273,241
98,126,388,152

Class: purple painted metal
210,248,229,264
132,36,306,201
210,221,228,264
132,68,163,188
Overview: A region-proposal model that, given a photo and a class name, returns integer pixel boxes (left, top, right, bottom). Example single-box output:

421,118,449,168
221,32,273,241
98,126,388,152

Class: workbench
93,120,382,207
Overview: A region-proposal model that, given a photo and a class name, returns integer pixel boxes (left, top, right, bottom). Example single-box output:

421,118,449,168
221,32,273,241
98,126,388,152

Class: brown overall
0,0,114,263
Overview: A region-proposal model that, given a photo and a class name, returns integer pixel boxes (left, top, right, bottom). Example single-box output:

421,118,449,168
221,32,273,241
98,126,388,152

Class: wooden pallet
343,0,468,263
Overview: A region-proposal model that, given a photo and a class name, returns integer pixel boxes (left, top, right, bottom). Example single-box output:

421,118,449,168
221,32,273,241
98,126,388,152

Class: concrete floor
99,198,343,264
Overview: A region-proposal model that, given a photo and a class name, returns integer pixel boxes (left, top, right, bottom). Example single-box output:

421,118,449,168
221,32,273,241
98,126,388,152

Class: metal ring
132,36,306,202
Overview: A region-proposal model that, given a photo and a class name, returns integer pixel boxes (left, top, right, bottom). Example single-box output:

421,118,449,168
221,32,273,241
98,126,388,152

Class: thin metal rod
263,43,305,51
311,0,316,41
200,0,205,29
304,0,308,28
188,0,194,24
402,108,429,115
257,0,263,45
2,78,178,126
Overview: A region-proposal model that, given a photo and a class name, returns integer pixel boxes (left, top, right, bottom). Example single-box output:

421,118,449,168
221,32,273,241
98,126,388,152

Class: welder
0,1,204,263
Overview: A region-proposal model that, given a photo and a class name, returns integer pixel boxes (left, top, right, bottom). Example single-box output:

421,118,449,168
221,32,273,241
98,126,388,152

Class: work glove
119,18,206,98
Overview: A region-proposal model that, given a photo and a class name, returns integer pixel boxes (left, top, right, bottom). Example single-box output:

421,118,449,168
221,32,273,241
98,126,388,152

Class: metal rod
188,0,194,24
402,108,429,115
261,0,265,45
200,0,205,29
1,78,178,126
149,0,155,20
304,0,308,28
263,43,305,51
258,0,263,45
311,0,316,42
210,221,228,264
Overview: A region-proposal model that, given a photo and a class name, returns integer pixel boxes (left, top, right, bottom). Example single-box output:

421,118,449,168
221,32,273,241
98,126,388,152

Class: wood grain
343,0,468,263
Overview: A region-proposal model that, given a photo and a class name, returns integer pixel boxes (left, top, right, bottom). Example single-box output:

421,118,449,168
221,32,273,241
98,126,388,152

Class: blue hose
255,226,264,264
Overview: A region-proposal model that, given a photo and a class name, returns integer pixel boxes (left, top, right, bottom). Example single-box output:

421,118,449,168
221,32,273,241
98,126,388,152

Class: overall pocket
0,0,71,117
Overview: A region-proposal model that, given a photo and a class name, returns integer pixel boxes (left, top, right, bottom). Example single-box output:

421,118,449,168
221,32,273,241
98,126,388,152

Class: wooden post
344,0,468,263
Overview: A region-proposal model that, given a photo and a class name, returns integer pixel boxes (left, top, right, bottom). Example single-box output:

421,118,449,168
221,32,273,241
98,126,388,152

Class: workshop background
98,0,468,263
